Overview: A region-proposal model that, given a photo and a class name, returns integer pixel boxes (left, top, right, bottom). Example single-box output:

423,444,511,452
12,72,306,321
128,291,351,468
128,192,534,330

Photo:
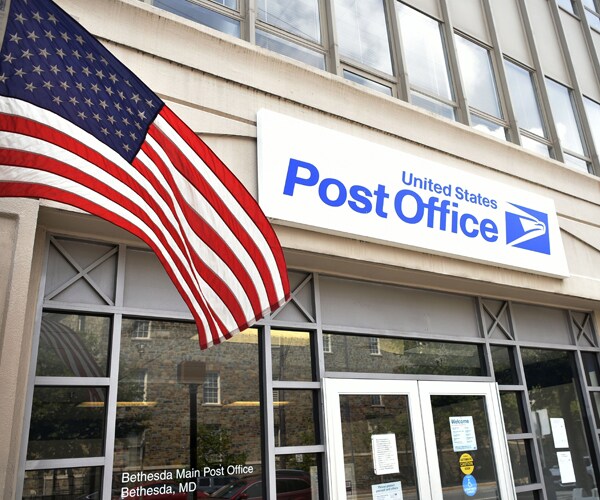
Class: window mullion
482,0,520,144
385,0,410,101
322,0,342,75
517,0,566,163
245,0,256,44
438,0,470,125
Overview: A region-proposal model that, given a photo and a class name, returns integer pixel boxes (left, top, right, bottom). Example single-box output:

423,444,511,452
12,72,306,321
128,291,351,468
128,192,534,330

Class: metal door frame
323,378,516,499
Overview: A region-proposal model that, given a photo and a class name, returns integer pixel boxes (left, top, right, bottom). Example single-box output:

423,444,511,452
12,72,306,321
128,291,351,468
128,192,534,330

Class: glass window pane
343,70,393,95
273,390,318,447
521,348,598,498
256,30,325,70
505,61,546,137
411,90,456,120
508,439,535,485
335,0,393,74
517,491,541,500
585,9,600,29
590,391,600,427
152,0,241,37
582,352,600,386
339,394,418,499
257,0,321,42
396,2,454,101
564,153,590,171
500,391,526,434
211,0,237,9
37,312,111,377
23,467,104,500
27,386,107,460
324,335,484,376
275,455,321,498
557,0,575,13
114,320,262,490
271,329,313,381
545,78,585,155
430,395,500,498
521,135,551,157
491,345,519,385
455,36,502,118
584,97,600,153
471,114,507,140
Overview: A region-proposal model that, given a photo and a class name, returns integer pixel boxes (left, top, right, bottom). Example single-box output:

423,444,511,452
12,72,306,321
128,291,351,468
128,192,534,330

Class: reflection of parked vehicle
210,471,312,499
197,476,239,496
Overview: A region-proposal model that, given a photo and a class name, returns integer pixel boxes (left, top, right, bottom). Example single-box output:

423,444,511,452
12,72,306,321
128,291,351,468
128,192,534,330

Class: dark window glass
500,391,526,435
324,334,484,376
273,390,318,447
37,312,111,377
508,439,536,485
22,467,103,500
491,345,519,385
522,348,598,498
275,453,321,497
271,330,313,381
27,386,107,460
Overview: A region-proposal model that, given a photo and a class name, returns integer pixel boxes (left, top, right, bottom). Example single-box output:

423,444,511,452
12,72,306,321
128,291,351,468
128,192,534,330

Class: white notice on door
371,434,400,475
449,416,478,452
550,418,569,448
557,451,576,484
372,481,403,500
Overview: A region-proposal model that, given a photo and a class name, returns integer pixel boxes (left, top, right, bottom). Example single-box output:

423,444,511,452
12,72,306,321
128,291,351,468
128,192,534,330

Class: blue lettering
348,185,373,214
394,189,424,224
319,177,346,207
283,158,319,196
460,213,479,238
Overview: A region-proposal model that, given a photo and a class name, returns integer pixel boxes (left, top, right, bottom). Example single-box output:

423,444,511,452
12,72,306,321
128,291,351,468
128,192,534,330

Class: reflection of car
197,476,239,496
209,471,312,499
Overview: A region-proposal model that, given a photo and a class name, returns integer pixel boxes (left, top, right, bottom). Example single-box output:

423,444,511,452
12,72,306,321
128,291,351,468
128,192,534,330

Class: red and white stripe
0,96,289,349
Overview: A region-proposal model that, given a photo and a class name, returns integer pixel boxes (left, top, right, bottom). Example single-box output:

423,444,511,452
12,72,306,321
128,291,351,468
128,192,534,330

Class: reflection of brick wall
114,321,262,478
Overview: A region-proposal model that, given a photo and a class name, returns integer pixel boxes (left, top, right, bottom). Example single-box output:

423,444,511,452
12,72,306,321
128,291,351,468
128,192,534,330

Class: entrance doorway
323,379,515,499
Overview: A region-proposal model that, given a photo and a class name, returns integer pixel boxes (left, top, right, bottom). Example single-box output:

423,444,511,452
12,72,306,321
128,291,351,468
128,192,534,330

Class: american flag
0,0,290,349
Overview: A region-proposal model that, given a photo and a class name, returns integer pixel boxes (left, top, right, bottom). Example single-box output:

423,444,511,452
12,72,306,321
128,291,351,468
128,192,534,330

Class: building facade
1,0,600,498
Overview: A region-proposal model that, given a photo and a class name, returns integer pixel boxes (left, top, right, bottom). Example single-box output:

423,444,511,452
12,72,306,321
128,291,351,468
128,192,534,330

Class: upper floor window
504,60,551,157
557,0,576,14
455,35,506,140
257,0,321,43
395,2,456,120
545,78,590,171
583,97,600,164
334,0,393,75
148,0,241,37
583,0,600,30
255,0,326,69
203,371,221,404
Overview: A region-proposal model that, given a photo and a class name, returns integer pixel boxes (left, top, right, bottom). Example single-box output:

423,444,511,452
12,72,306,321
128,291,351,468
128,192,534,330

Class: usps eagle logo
505,203,551,255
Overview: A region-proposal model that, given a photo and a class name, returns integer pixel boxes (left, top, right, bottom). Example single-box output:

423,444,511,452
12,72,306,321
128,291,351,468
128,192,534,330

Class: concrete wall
0,199,41,499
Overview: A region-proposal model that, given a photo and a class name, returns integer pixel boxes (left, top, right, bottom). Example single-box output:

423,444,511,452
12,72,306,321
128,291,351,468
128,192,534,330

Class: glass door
323,379,515,499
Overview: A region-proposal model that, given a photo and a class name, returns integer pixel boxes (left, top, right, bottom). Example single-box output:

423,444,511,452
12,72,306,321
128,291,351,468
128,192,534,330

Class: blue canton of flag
0,0,159,162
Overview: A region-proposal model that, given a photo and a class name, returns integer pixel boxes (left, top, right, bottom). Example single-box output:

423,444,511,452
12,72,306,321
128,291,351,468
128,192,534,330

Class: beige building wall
1,0,600,496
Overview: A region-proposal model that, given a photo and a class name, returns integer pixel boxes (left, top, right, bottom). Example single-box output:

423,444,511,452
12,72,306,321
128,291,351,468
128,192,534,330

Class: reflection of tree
196,425,247,470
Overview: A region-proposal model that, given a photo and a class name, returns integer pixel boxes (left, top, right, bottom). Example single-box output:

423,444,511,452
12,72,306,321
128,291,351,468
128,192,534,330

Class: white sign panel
450,416,478,452
372,481,403,500
371,434,400,475
550,418,569,448
556,451,576,484
257,110,569,278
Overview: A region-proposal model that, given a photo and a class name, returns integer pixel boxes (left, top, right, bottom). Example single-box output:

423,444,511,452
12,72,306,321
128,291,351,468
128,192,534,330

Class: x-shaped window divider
44,236,118,306
271,273,315,323
571,312,597,347
482,300,514,340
